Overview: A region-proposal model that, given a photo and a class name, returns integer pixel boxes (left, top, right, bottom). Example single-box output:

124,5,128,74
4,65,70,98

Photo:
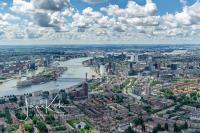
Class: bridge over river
0,57,97,97
57,77,92,81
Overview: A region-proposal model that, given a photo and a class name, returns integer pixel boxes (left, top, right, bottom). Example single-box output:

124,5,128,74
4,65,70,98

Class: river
0,57,96,97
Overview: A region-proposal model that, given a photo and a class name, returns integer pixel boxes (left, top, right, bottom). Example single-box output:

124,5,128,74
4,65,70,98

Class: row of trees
5,108,12,124
132,116,188,133
24,122,34,133
153,122,188,133
0,96,18,104
32,116,48,133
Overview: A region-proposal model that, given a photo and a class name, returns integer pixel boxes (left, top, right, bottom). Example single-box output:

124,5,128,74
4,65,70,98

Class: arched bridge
57,77,89,81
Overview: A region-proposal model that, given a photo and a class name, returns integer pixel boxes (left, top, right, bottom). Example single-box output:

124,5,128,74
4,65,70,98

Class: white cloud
33,12,51,27
180,0,187,6
11,0,34,14
71,8,102,32
0,2,7,9
175,9,192,25
0,13,20,21
162,1,200,30
11,0,72,32
32,0,70,11
0,0,200,44
101,1,157,17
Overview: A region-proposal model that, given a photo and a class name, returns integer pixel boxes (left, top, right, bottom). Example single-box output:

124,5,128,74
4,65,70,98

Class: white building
100,65,106,76
130,54,139,62
190,109,200,121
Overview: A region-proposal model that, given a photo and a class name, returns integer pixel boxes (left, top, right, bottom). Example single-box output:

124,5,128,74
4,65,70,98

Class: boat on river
17,80,32,88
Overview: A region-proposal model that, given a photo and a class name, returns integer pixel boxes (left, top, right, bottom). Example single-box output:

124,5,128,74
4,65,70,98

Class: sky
0,0,199,45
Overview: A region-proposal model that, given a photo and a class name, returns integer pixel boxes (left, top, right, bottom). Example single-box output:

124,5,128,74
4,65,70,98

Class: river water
0,57,95,97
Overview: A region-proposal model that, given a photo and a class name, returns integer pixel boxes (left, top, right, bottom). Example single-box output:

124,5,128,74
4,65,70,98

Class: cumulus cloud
11,0,34,15
32,0,70,11
180,0,187,6
0,0,200,44
101,1,157,17
0,2,7,9
72,7,102,32
163,1,200,27
10,0,72,32
0,13,20,21
33,12,51,27
113,25,125,32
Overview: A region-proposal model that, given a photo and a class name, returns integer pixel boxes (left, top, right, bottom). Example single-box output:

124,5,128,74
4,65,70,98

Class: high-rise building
85,72,88,81
145,87,151,96
29,63,36,70
82,82,88,97
0,68,2,76
18,70,22,78
130,54,139,62
171,64,178,70
129,62,133,70
148,56,152,62
100,65,106,76
29,56,36,70
133,88,141,96
69,72,89,100
83,72,88,97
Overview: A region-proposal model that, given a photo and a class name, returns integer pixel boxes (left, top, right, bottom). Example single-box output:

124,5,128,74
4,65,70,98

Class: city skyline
0,45,199,133
0,0,200,45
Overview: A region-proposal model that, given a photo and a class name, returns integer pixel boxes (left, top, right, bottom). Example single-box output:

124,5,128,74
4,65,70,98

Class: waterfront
0,57,95,97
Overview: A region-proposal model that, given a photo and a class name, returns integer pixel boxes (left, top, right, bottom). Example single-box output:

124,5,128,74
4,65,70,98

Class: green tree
85,125,90,130
18,101,24,107
24,122,34,133
45,114,55,124
15,111,26,120
143,106,152,114
152,127,158,133
133,117,144,126
0,111,5,118
28,109,35,119
184,121,188,129
0,99,5,104
9,96,17,103
36,121,48,133
157,124,162,130
5,108,12,124
32,116,39,124
125,126,135,133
